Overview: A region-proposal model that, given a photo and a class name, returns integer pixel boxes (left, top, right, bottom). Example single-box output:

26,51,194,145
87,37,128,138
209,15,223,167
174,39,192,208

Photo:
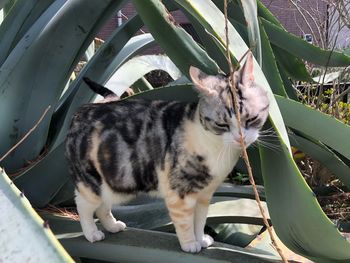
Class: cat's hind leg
75,186,105,243
96,203,126,233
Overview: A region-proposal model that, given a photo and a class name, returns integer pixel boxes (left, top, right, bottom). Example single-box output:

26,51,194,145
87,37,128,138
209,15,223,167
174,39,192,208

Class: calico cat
66,52,269,253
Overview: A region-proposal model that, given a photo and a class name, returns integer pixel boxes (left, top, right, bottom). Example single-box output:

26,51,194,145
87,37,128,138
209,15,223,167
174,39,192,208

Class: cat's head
189,52,269,148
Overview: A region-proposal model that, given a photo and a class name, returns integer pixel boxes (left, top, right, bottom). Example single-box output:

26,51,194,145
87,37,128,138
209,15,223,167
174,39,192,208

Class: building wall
328,2,350,49
97,1,330,48
261,0,328,46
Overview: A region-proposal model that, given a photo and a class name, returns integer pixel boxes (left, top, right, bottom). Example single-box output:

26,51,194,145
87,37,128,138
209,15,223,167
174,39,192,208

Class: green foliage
0,168,73,262
0,0,350,262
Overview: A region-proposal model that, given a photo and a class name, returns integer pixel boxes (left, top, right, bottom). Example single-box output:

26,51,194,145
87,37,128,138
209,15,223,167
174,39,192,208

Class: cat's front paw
181,241,201,253
84,230,105,243
106,220,126,233
199,234,214,248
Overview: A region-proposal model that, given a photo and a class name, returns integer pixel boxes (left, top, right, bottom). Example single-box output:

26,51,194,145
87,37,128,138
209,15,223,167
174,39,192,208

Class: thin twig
0,106,51,163
331,86,350,106
223,1,288,262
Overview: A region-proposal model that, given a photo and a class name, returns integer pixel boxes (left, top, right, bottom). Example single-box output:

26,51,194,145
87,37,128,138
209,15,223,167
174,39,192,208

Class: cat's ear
189,66,219,97
239,52,255,87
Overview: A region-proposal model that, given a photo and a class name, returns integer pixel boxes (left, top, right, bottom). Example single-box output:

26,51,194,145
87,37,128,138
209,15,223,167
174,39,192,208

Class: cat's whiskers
216,144,227,164
256,139,281,153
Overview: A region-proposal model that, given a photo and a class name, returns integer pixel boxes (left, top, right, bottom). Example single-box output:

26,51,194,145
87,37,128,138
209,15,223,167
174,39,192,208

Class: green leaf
214,183,265,201
272,45,313,82
0,168,73,262
14,143,70,208
289,133,350,189
52,222,279,262
104,55,181,97
51,14,146,151
133,0,220,76
259,21,287,97
256,0,283,28
0,0,56,65
0,0,11,11
239,0,262,65
0,0,126,172
277,63,298,100
260,140,350,262
261,18,350,67
276,95,350,160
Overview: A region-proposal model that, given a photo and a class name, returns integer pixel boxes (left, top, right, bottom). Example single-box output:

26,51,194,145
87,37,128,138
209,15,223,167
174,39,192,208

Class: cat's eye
214,122,230,130
245,115,260,128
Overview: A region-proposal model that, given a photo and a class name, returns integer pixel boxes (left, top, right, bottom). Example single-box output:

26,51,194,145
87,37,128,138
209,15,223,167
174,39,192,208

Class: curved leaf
289,133,350,188
239,0,262,65
51,15,146,150
259,21,287,97
105,55,181,97
0,0,125,172
133,0,220,76
260,141,350,262
0,168,73,262
0,0,52,65
276,95,350,160
261,18,350,67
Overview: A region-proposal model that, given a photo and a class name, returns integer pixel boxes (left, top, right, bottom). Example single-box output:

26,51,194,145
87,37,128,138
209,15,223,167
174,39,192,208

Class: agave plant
0,0,350,262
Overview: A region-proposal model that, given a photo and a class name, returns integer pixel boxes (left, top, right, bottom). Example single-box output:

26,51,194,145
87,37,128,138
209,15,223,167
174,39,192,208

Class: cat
65,52,269,253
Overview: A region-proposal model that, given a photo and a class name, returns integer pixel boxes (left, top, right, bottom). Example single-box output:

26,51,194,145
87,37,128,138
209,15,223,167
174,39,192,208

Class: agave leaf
261,18,350,67
101,34,155,81
276,95,350,160
260,140,350,262
0,168,73,262
132,77,154,93
209,223,263,248
256,0,282,28
51,15,147,151
256,0,312,82
104,55,181,97
214,183,265,201
271,45,313,82
50,221,279,263
277,63,298,100
259,22,287,97
312,71,342,83
14,143,70,208
0,0,10,10
49,178,75,207
238,0,261,65
0,0,56,65
133,0,220,77
0,0,126,172
289,133,350,188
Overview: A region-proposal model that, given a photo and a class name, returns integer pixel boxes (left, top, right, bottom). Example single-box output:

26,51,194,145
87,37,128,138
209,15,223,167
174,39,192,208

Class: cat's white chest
205,144,241,179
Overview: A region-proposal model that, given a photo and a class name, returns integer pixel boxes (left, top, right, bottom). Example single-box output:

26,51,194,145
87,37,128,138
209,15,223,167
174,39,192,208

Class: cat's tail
83,77,117,98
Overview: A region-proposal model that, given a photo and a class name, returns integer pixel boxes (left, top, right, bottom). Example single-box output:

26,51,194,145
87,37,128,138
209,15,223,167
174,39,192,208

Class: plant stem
223,1,288,262
0,106,51,163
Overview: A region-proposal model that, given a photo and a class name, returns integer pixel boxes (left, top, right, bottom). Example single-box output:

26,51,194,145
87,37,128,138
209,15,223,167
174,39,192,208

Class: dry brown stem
0,105,51,163
223,1,288,262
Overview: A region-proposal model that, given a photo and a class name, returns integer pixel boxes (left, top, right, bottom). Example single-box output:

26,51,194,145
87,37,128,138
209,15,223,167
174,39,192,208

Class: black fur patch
169,155,212,198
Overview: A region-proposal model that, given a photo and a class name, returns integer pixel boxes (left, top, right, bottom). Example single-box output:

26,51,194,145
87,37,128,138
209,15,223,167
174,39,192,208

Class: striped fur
66,52,269,253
